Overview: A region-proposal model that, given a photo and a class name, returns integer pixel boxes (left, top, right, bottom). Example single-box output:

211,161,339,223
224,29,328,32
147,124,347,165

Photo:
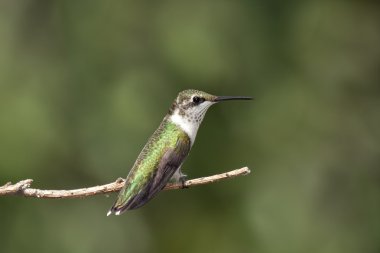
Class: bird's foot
179,175,188,189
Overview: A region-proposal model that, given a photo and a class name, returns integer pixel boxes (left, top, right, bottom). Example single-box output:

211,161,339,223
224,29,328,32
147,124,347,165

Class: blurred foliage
1,1,380,253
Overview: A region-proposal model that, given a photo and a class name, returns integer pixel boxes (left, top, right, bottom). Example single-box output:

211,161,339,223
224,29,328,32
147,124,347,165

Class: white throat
170,111,200,145
169,101,214,145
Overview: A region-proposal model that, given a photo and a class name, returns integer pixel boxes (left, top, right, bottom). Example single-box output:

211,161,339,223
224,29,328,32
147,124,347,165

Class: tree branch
0,167,250,199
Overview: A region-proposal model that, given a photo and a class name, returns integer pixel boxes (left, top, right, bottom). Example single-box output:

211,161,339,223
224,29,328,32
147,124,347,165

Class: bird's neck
169,110,201,146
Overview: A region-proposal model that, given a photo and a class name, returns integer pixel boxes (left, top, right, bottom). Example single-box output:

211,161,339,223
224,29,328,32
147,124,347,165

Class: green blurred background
1,1,379,253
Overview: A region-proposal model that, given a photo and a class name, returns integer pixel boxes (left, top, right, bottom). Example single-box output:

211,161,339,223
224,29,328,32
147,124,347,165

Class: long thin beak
214,96,253,102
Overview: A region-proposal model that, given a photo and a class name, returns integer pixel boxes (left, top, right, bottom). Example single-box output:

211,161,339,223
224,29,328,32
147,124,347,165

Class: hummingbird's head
169,89,216,121
169,89,252,144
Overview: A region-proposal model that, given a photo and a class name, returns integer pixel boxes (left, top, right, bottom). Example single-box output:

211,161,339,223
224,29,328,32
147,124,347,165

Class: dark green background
1,1,379,253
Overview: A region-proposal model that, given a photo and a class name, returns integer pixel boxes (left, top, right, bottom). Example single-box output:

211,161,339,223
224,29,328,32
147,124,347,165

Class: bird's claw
180,175,188,189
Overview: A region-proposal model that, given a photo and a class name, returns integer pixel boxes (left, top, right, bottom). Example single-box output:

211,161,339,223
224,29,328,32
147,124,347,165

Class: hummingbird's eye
192,96,201,104
192,96,205,104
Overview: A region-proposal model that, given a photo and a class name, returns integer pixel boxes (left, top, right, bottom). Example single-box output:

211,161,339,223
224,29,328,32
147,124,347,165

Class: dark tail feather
107,188,151,216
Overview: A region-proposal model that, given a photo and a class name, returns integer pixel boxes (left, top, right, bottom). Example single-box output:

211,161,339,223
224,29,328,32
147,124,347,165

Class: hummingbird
107,89,251,216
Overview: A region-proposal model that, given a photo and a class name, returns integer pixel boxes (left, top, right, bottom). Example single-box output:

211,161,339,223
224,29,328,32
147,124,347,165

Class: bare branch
0,167,250,199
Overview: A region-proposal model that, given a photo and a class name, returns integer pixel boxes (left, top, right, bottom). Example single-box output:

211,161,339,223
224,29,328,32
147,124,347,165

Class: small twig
164,167,250,190
0,167,250,199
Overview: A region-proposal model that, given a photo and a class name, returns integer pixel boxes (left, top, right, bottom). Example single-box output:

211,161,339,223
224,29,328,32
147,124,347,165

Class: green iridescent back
113,116,190,209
